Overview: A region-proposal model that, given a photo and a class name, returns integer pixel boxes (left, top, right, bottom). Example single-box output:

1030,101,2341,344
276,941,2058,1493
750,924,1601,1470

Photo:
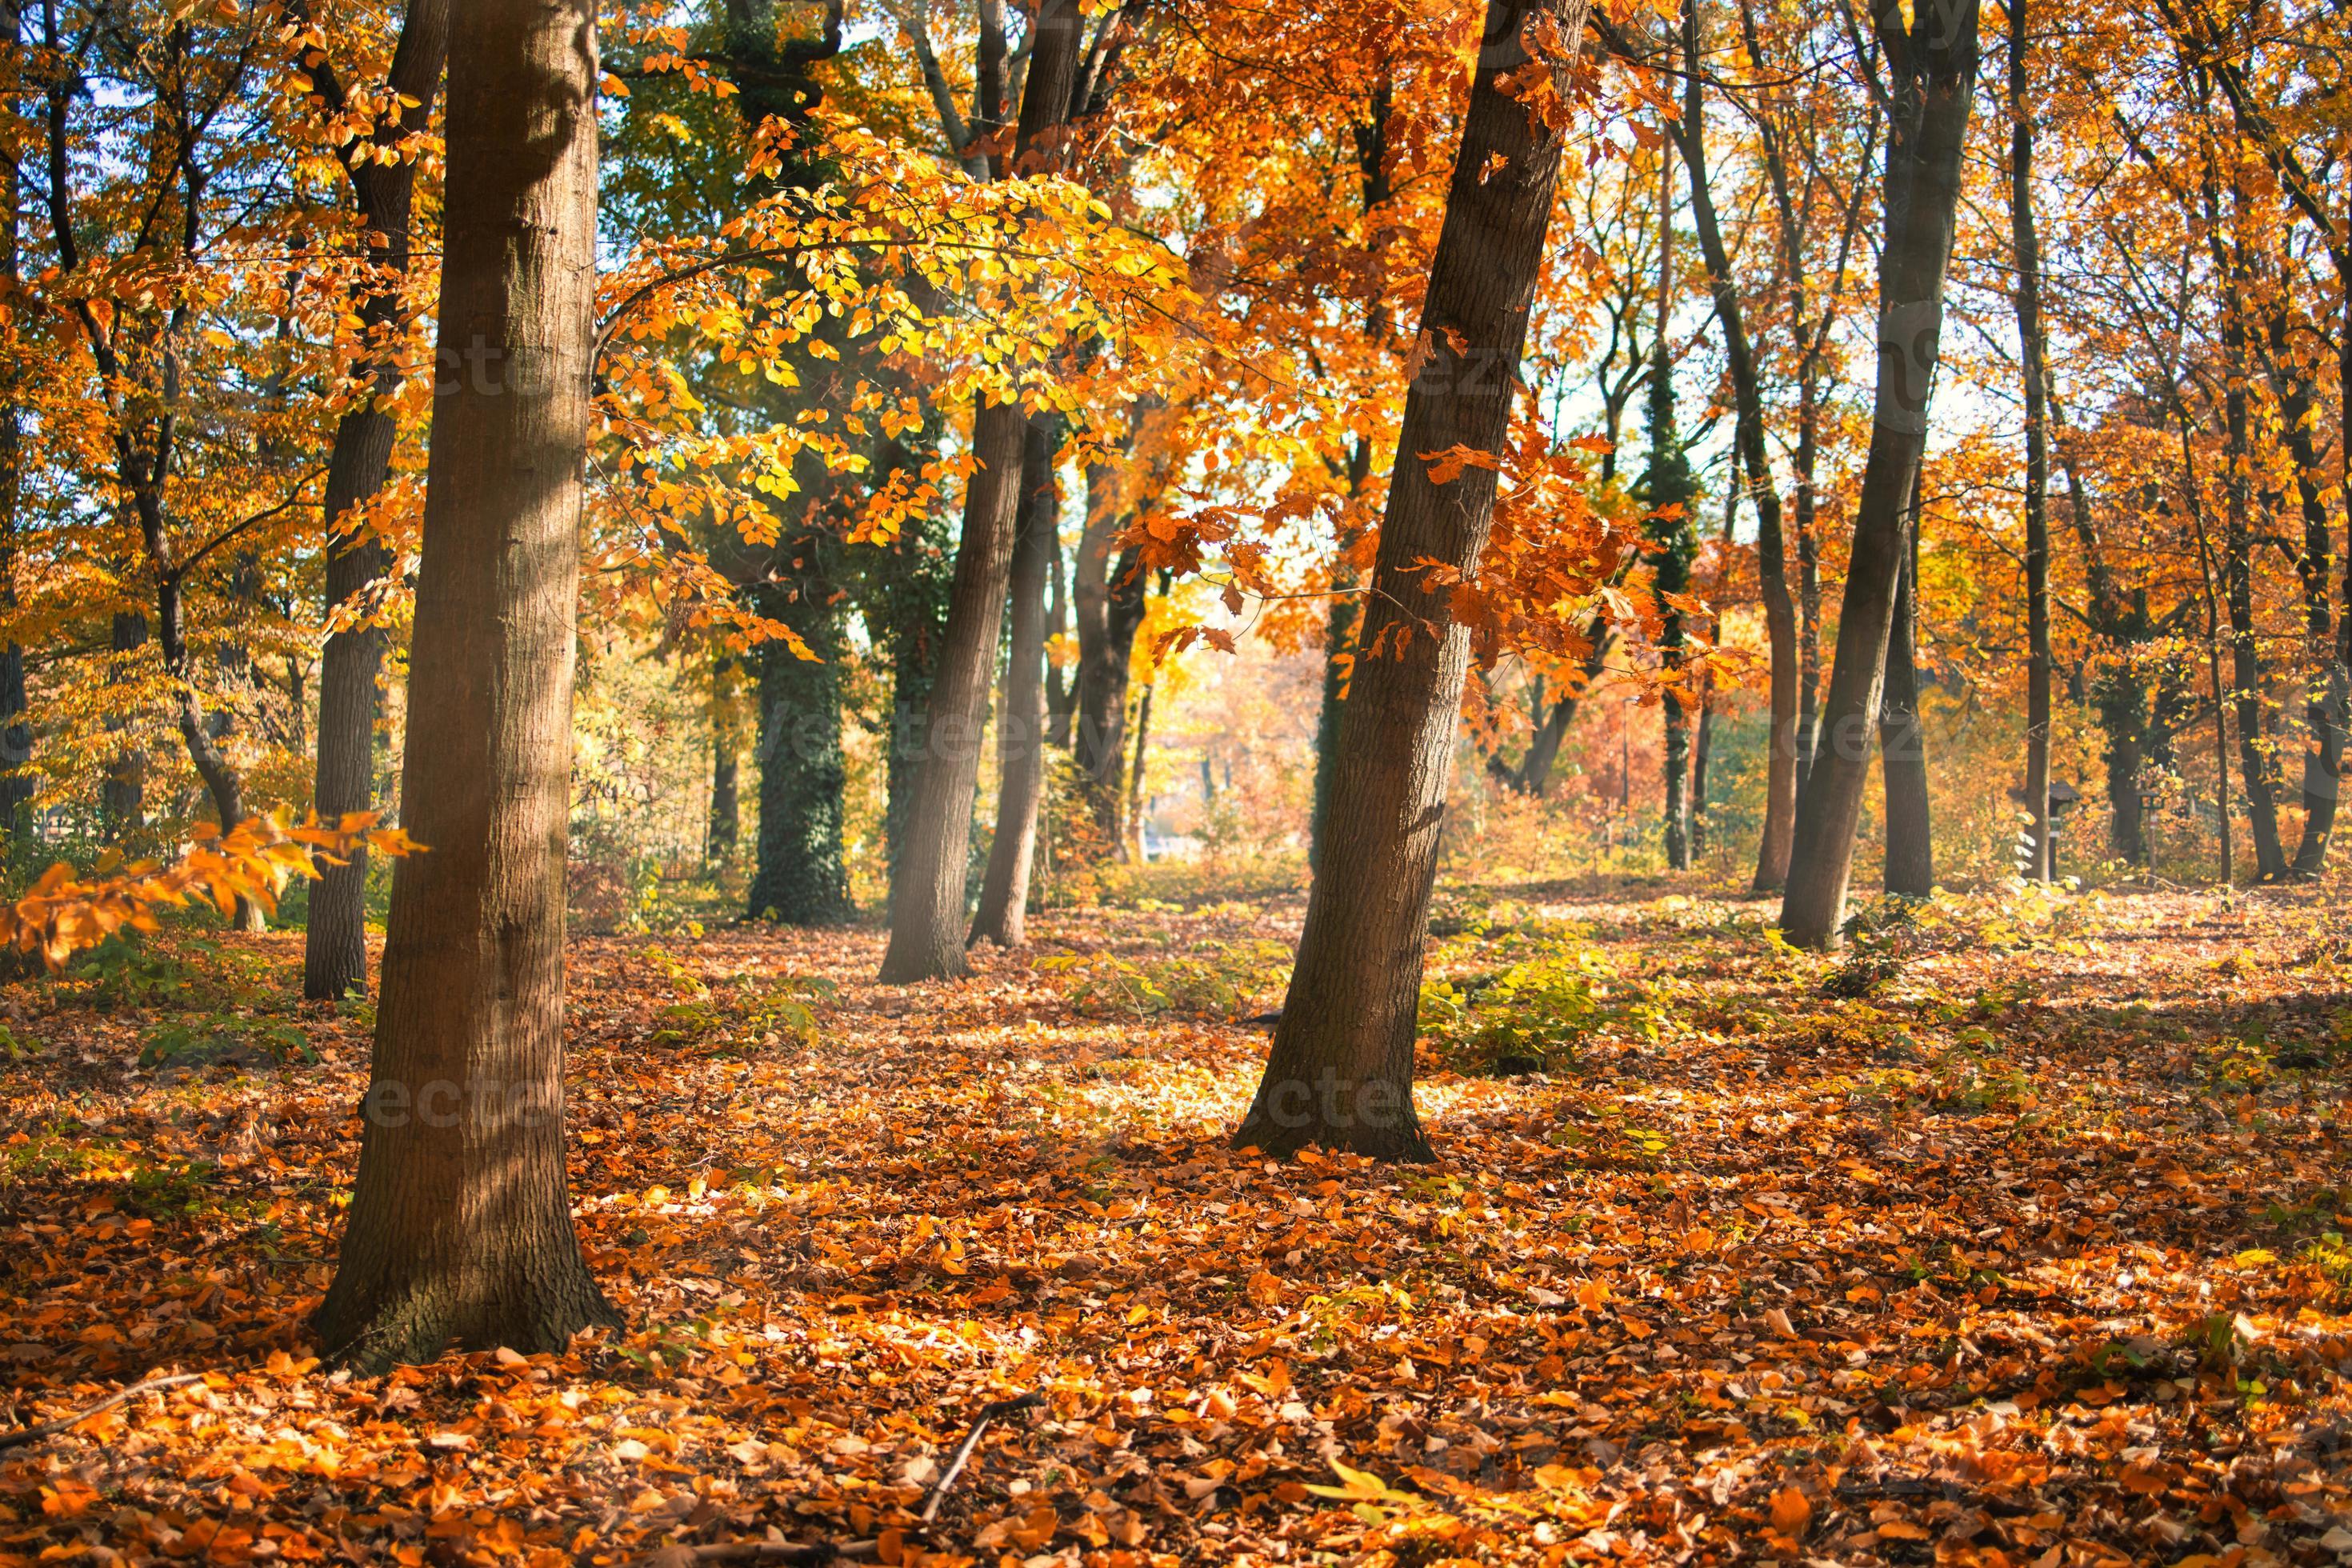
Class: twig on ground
920,1391,1044,1524
0,1371,204,1452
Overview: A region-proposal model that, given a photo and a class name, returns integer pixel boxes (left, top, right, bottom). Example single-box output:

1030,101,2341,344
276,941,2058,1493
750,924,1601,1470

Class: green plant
141,1011,314,1071
1418,938,1661,1075
1038,940,1292,1022
120,1158,218,1218
69,934,276,1012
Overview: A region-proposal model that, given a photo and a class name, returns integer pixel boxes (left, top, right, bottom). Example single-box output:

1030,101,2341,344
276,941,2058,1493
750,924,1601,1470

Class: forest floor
2,873,2351,1567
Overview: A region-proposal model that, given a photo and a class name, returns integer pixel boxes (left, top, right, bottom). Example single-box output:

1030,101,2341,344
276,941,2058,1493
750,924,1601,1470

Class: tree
1234,0,1591,1159
878,0,1086,983
1642,141,1695,870
1881,474,1931,894
1780,0,1979,949
1664,0,1797,888
317,0,616,1370
298,0,452,1000
969,413,1061,947
0,0,30,840
2007,0,2053,882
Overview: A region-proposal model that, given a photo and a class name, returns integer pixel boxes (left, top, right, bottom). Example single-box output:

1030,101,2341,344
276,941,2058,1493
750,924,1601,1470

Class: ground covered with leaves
3,876,2351,1566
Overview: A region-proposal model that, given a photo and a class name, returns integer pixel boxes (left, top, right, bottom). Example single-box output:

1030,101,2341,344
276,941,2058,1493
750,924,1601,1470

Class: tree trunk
2009,0,2053,882
707,658,740,863
1125,681,1153,858
1311,82,1392,874
747,558,849,924
1648,139,1693,871
1070,457,1146,851
1044,513,1072,747
304,0,453,1000
970,413,1060,947
1234,0,1587,1160
879,0,1085,982
317,0,616,1371
1690,479,1742,855
1780,0,1979,948
2218,230,2286,881
102,610,146,836
1881,494,1932,895
2265,302,2342,874
1672,0,1793,889
0,0,28,842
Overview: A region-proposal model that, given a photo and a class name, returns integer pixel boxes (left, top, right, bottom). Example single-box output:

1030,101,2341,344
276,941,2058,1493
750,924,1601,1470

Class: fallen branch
920,1391,1043,1525
0,1372,204,1452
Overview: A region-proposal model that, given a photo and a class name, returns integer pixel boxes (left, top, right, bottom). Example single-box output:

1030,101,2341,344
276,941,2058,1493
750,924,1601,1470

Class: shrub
1038,939,1292,1022
1419,939,1661,1076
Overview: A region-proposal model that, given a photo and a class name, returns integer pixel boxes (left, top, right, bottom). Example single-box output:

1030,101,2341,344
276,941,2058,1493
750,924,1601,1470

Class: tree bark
317,0,616,1371
1780,0,1979,948
303,0,453,999
1881,488,1932,895
879,0,1085,982
2008,0,2053,882
1234,0,1588,1160
970,413,1061,947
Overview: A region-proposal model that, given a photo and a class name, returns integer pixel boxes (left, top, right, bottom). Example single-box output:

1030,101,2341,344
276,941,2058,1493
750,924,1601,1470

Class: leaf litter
0,880,2348,1566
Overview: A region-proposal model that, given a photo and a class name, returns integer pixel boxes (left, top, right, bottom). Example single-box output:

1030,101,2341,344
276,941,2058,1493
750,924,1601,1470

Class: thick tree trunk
317,0,616,1371
1881,501,1932,895
879,0,1085,982
1780,0,1979,948
304,0,453,1000
970,414,1061,948
2009,0,2054,882
1234,0,1586,1160
748,558,849,924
